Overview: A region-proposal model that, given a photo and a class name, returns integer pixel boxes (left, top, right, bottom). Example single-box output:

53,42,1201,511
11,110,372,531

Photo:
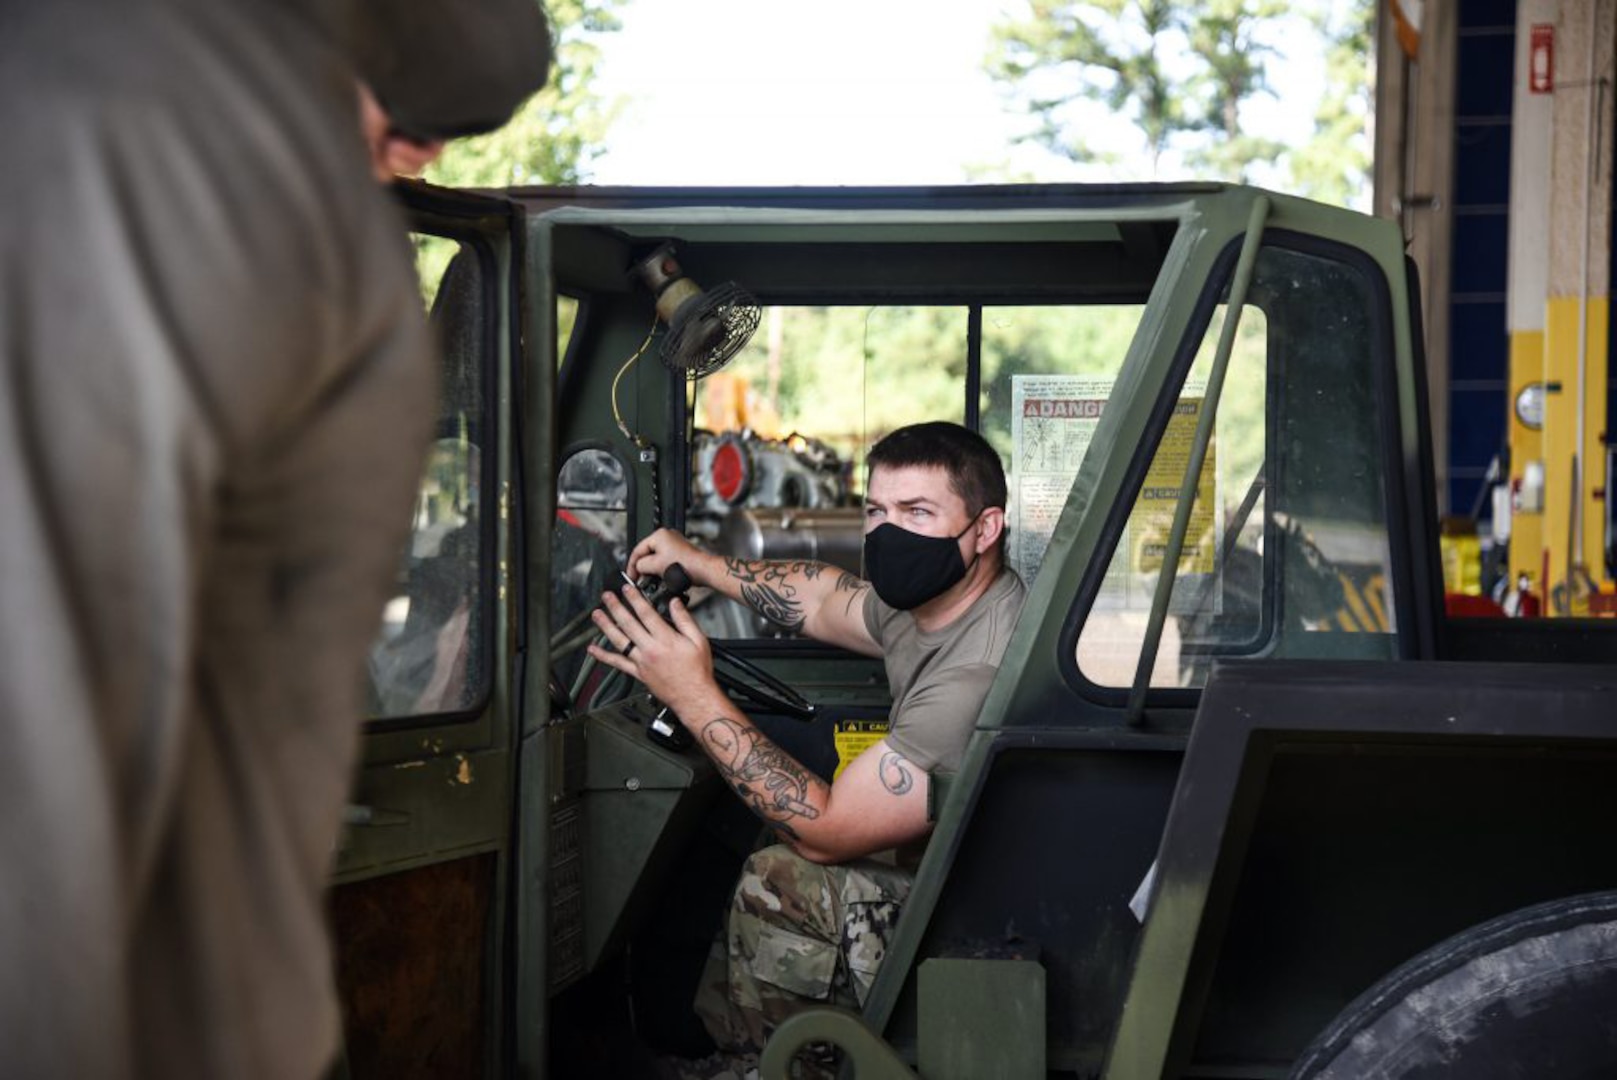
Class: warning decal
833,718,890,778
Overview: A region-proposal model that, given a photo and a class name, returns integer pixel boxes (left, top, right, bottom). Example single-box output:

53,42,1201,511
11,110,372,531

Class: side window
557,294,579,368
553,447,630,691
688,305,967,640
1075,242,1396,692
367,237,490,720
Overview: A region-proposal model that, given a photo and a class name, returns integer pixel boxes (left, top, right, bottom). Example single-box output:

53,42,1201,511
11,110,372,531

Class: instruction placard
1009,374,1217,609
1009,376,1110,583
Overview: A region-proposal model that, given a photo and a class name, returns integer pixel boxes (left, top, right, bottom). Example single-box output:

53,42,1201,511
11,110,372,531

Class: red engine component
709,434,751,505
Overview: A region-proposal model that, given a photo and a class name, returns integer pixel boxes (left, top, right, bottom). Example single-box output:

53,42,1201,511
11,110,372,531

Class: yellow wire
610,317,660,446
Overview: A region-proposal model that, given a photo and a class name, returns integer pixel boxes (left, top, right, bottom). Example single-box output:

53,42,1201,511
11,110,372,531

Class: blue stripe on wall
1449,4,1516,523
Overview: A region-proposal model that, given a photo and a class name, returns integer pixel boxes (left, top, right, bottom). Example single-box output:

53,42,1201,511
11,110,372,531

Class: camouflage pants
694,844,913,1059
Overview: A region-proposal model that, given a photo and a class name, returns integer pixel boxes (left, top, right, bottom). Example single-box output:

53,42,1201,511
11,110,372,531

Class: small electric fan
609,243,763,526
631,242,761,378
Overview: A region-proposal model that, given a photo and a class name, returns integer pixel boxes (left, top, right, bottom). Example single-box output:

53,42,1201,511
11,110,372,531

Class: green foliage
706,304,1166,481
1189,306,1268,495
989,0,1192,170
1181,0,1290,179
986,0,1373,202
411,2,625,303
710,307,971,472
425,0,626,189
412,234,461,311
980,305,1143,456
1287,0,1375,207
705,301,1265,566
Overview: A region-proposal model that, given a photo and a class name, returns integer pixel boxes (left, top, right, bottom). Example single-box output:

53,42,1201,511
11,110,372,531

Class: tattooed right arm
625,528,874,649
720,557,877,654
722,557,820,633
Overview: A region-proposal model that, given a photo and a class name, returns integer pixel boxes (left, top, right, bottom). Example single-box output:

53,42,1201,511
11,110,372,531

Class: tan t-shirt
863,568,1027,774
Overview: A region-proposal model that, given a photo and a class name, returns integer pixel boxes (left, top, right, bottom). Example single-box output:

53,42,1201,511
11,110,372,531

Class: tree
410,1,625,309
986,0,1373,201
989,0,1193,174
425,0,627,189
1181,0,1289,180
1287,0,1374,207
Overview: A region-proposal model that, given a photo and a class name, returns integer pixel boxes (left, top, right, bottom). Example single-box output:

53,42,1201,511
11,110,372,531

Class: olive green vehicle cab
329,183,1617,1079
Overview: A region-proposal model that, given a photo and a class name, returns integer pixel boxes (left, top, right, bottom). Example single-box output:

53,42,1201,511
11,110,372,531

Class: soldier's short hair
867,421,1007,518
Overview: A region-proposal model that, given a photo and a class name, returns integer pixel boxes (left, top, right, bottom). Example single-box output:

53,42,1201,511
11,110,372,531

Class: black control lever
641,561,816,749
664,562,814,720
609,562,692,657
642,562,696,749
643,561,692,609
710,646,817,721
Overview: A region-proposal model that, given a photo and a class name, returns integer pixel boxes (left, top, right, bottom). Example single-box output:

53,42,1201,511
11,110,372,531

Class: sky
586,0,1334,189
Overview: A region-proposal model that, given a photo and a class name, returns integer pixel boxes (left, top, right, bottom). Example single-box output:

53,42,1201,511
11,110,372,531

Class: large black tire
1289,890,1617,1079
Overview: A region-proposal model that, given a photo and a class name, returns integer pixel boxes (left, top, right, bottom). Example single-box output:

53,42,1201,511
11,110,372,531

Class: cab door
863,190,1440,1074
328,182,533,1080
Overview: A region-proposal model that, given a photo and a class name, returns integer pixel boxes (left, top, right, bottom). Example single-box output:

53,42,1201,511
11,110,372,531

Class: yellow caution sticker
832,718,890,778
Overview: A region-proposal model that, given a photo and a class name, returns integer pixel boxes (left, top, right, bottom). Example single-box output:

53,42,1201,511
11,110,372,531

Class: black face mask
863,516,981,611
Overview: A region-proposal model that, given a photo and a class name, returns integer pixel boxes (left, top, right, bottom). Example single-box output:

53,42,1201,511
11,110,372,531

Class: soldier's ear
974,507,1005,553
379,134,445,178
355,81,445,182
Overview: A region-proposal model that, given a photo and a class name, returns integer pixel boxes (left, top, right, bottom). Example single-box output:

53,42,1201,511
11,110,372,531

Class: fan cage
659,281,762,380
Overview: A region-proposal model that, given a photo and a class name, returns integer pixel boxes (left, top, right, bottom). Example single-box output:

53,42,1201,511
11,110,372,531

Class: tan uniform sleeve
885,663,999,775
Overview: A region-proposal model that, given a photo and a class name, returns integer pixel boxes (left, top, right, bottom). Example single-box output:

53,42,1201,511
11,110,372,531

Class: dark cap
346,0,553,141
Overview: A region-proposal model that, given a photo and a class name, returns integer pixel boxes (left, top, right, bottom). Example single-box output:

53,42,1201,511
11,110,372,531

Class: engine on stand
685,430,866,638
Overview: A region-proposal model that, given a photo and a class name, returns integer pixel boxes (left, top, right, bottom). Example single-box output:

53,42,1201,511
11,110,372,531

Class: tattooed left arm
585,584,925,859
698,713,829,843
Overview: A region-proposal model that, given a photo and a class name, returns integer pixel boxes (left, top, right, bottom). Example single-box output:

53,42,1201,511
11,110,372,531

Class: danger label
1022,398,1106,419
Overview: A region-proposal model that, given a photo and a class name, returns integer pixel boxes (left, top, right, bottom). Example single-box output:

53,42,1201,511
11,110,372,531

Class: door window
1075,240,1397,692
553,447,631,695
366,237,492,720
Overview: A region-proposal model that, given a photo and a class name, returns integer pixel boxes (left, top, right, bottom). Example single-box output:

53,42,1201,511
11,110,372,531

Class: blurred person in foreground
0,1,548,1077
590,422,1027,1077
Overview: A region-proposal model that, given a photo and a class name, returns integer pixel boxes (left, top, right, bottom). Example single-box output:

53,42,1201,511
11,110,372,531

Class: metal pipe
713,507,865,573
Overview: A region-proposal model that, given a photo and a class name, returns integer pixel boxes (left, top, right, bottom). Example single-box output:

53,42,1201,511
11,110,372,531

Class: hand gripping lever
642,562,817,749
